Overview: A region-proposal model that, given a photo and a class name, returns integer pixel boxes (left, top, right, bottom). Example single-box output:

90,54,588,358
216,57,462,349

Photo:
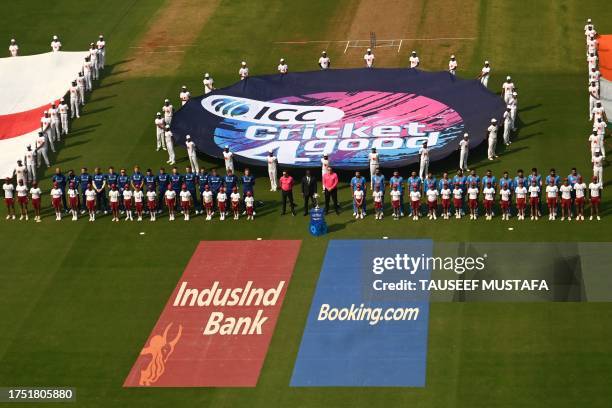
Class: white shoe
568,216,572,221
561,217,565,221
597,216,601,220
19,215,23,220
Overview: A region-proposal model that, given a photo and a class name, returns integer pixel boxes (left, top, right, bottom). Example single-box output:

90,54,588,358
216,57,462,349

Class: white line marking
344,40,350,54
141,50,186,53
275,37,476,45
129,44,196,49
398,39,403,53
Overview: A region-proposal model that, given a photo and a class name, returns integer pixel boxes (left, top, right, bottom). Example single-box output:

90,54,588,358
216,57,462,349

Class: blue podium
309,207,327,236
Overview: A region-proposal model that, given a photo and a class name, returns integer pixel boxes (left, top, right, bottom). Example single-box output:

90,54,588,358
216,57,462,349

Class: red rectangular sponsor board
123,240,301,387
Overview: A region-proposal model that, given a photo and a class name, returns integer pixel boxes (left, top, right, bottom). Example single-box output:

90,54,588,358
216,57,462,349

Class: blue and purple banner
172,68,506,169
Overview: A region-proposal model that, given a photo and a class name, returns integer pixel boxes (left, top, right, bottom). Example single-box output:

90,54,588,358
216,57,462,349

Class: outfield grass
1,0,612,407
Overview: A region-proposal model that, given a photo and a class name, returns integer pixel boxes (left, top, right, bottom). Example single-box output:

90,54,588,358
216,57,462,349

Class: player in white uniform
15,180,29,221
318,51,330,70
164,126,175,165
83,57,93,91
588,176,602,220
368,148,379,187
589,69,600,84
123,187,134,221
40,111,56,153
419,142,430,179
458,133,469,171
35,132,50,168
501,76,515,104
9,39,18,57
448,55,457,75
58,98,69,135
76,72,86,105
162,99,173,126
50,35,61,52
593,118,607,158
89,43,99,80
69,81,80,118
96,35,106,70
321,154,330,190
508,92,518,131
203,73,215,94
239,62,249,80
573,176,587,221
478,61,491,87
502,107,512,145
409,51,420,68
545,180,559,220
48,103,61,142
589,130,601,157
487,119,498,160
426,187,439,220
185,135,199,173
24,145,36,182
179,86,190,106
587,53,598,72
14,160,28,186
592,101,607,123
230,187,241,220
592,150,604,185
267,150,278,191
3,178,16,220
30,182,42,222
364,49,375,68
278,58,288,74
154,113,165,151
223,146,234,173
179,185,192,221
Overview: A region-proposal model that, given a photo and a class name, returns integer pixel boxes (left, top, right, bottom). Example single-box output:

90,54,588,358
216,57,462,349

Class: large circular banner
171,68,506,169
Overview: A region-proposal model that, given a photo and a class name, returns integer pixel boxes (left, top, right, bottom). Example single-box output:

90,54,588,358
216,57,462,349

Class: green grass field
2,0,612,406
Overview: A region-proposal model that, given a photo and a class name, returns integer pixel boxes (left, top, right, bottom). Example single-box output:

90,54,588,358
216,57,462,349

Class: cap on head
450,54,455,58
241,61,246,66
367,48,371,52
156,112,161,116
224,145,229,149
322,51,327,54
280,58,285,62
186,135,191,139
512,91,518,96
506,75,511,80
463,133,469,138
164,98,169,103
204,72,209,77
165,125,170,130
484,60,489,64
412,50,416,55
491,118,497,123
53,35,58,40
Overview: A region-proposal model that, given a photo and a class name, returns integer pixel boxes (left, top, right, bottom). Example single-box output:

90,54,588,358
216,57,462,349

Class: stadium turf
1,0,612,406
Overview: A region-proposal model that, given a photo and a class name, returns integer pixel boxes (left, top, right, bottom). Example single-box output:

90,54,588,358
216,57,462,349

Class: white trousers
459,150,468,170
487,137,497,159
37,148,50,167
503,123,512,144
589,96,597,119
26,163,36,182
593,166,603,183
99,51,105,69
480,76,489,87
369,164,378,187
156,129,165,149
166,138,175,163
61,114,69,134
164,115,172,126
85,72,92,91
51,120,61,141
45,131,56,153
510,107,517,130
78,86,85,105
269,167,278,190
419,159,429,180
70,98,80,118
598,135,606,157
188,153,199,173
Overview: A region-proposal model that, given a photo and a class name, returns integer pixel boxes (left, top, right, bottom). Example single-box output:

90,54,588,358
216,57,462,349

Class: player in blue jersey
157,167,169,213
106,167,118,196
183,166,198,213
92,167,108,214
78,167,92,213
545,168,560,187
567,167,581,209
207,169,223,210
466,169,480,189
169,167,182,211
223,169,238,198
117,168,131,212
241,168,255,214
438,172,451,191
67,169,78,196
131,166,144,190
371,168,386,208
481,169,497,190
52,167,67,212
197,168,209,213
423,171,437,192
351,171,368,216
388,171,404,217
499,171,513,191
514,169,528,195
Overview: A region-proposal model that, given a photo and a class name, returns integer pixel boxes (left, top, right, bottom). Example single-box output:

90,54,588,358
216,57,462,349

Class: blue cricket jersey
170,174,182,191
157,173,169,191
92,173,106,189
372,174,385,192
52,173,67,190
208,174,222,192
389,176,404,192
79,173,91,190
117,174,130,191
351,176,367,191
223,174,238,192
241,175,255,193
423,177,437,192
144,174,157,191
106,172,118,188
184,172,197,190
131,172,144,189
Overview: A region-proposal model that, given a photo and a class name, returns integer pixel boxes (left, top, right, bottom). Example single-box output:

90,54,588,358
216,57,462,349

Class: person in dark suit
301,170,317,215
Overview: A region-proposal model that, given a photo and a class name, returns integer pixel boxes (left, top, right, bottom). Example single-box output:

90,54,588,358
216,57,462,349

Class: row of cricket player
1,164,603,223
585,19,608,166
9,35,107,183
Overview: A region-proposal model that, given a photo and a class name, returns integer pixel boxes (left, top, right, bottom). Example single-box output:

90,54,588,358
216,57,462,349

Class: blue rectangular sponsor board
291,239,432,387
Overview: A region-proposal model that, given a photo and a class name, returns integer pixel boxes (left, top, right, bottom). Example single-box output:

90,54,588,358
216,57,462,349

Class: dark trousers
282,190,295,214
324,188,339,213
60,189,67,210
158,190,166,211
96,191,108,211
303,194,315,215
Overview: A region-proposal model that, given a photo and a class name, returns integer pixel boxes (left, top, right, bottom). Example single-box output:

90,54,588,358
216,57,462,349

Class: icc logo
202,95,344,125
